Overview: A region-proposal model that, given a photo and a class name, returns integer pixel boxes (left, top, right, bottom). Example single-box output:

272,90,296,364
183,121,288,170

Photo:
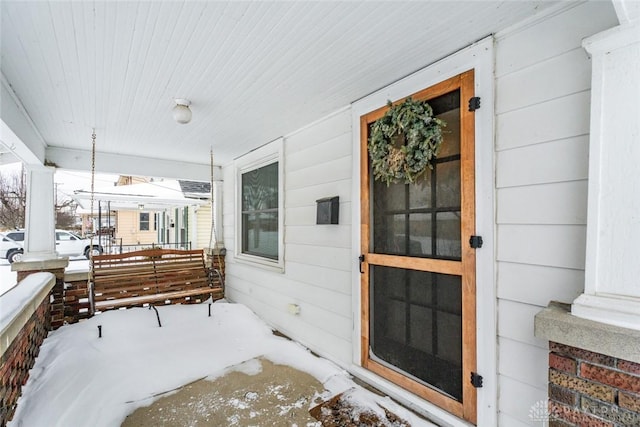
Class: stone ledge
535,301,640,364
64,270,90,282
0,273,55,357
11,257,69,272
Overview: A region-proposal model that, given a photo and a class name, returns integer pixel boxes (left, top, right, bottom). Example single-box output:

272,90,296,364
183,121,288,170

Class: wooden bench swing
85,133,224,327
90,248,224,326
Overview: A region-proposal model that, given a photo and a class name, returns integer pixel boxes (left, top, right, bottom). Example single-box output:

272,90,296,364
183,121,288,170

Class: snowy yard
7,299,435,426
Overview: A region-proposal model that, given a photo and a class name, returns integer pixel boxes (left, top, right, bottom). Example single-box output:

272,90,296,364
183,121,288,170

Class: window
235,138,284,270
241,162,279,259
139,212,150,231
5,232,24,242
56,231,77,242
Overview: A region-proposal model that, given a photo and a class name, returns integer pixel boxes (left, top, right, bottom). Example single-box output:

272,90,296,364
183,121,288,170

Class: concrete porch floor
122,356,423,427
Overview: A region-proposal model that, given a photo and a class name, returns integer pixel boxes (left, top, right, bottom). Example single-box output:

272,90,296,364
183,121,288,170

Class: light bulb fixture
172,99,192,124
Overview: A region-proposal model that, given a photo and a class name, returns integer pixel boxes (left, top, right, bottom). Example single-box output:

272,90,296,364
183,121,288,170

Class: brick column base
12,258,69,330
0,290,51,425
548,342,640,427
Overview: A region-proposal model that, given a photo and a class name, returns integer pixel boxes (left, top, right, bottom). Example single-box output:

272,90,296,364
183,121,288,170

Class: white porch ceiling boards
1,1,557,170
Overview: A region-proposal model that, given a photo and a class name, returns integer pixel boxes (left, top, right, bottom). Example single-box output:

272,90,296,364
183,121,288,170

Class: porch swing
86,132,224,326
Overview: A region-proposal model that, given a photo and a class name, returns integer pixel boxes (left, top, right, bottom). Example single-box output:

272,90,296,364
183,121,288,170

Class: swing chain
89,130,96,261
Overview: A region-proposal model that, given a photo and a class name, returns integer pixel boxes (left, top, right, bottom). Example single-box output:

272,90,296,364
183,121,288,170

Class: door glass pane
436,160,460,208
436,211,461,259
409,177,431,209
408,213,432,257
374,213,405,255
435,108,461,158
370,265,463,401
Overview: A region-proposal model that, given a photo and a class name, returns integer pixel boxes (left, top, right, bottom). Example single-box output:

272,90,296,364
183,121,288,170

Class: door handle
359,254,365,274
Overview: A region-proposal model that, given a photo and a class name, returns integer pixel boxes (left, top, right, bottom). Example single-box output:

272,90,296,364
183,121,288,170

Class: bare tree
0,166,80,230
55,196,79,230
0,167,26,229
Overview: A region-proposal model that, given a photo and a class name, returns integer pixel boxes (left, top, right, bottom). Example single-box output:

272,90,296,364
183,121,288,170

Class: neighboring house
74,178,214,250
2,1,638,426
157,181,215,250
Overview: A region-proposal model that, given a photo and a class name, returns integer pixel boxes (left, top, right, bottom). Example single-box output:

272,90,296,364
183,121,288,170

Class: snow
8,301,435,427
0,272,53,333
0,260,17,296
0,258,88,296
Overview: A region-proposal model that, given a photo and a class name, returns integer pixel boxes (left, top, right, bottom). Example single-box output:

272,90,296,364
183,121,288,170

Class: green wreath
368,97,446,185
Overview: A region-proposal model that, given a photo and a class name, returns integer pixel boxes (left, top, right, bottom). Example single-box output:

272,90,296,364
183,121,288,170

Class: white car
0,230,103,263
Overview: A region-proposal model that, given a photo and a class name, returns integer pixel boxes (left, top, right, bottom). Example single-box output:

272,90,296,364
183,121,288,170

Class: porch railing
99,240,192,255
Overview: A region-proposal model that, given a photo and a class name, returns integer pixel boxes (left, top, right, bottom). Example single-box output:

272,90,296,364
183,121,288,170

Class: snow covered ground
8,300,435,427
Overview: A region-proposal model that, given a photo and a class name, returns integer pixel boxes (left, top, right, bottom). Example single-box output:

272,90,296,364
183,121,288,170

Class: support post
572,9,640,329
22,165,57,261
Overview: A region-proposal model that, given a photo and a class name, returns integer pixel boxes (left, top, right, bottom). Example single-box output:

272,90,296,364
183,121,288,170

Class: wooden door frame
359,70,477,423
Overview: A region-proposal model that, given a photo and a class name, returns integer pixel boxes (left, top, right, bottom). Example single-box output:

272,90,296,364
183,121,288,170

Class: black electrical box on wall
316,196,339,224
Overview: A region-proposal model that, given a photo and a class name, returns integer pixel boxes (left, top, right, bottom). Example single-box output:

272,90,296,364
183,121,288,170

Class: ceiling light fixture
172,99,192,124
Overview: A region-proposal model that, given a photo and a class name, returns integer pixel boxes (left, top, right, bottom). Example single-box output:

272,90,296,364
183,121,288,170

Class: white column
22,165,57,261
572,11,640,329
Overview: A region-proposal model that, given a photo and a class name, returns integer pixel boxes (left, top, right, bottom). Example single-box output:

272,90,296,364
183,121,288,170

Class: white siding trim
350,36,496,427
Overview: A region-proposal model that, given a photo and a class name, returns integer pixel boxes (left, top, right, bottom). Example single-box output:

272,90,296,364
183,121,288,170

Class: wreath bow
368,97,445,185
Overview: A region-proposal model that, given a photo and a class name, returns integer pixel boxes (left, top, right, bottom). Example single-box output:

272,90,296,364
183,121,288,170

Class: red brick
0,295,51,427
580,363,640,394
550,383,578,407
550,401,614,427
618,360,640,376
550,369,616,403
551,353,578,374
619,391,640,412
550,342,616,367
581,395,640,426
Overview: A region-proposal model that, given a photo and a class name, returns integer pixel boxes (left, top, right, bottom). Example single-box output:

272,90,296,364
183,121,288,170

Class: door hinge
468,97,481,112
471,372,483,388
469,235,483,249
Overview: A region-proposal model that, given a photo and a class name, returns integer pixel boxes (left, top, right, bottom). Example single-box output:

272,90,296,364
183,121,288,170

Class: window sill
234,253,284,274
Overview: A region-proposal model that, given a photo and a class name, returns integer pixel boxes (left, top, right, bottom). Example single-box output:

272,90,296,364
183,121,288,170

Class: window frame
139,212,150,231
234,138,284,272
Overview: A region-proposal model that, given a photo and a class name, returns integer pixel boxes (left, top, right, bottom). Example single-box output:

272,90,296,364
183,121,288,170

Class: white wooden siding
498,338,549,390
194,204,213,249
496,135,589,187
494,2,618,425
497,181,588,225
497,262,584,308
223,108,353,364
498,375,547,426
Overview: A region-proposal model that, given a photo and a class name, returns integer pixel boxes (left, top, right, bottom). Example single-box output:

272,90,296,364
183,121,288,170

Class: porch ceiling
1,1,557,172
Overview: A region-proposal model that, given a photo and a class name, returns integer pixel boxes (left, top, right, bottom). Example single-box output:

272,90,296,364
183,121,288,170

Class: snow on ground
8,301,435,427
